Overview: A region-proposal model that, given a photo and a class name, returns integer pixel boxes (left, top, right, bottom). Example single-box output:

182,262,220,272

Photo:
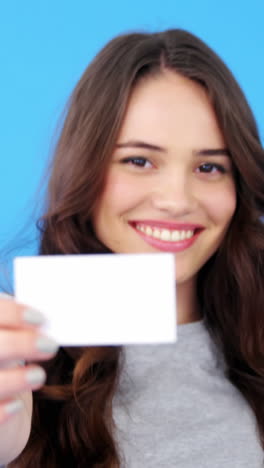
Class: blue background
0,0,263,286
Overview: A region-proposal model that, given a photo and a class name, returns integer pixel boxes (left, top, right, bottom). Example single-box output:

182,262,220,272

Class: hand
0,293,58,423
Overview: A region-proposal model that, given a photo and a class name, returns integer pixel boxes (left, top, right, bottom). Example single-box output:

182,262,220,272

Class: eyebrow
115,140,231,157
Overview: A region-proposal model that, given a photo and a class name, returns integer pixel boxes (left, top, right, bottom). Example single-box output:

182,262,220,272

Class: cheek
203,183,237,224
101,172,145,214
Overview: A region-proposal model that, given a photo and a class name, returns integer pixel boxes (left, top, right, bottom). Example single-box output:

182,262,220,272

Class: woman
0,28,264,467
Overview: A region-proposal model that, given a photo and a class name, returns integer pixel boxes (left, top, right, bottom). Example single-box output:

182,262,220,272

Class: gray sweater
112,319,264,467
3,320,262,467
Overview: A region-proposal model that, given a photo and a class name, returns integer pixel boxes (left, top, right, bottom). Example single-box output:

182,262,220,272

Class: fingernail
4,399,24,415
25,367,46,385
36,336,59,354
0,292,13,300
22,308,45,325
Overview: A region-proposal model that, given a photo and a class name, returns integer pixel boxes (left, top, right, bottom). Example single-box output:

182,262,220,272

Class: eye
197,162,227,174
120,157,153,168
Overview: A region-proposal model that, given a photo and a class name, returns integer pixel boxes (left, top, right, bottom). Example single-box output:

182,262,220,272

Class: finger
0,365,46,400
0,329,59,362
0,297,45,329
0,398,25,424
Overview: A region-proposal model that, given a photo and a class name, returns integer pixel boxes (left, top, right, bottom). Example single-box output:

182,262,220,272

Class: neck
176,277,202,325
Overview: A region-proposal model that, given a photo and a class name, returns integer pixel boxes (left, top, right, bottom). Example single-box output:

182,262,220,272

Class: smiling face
92,70,237,285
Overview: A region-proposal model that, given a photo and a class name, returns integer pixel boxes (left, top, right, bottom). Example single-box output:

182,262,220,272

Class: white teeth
136,224,195,242
180,231,186,240
171,230,181,241
146,226,152,236
160,229,170,241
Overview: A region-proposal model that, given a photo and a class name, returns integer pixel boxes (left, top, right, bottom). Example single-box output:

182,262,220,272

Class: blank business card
14,253,177,346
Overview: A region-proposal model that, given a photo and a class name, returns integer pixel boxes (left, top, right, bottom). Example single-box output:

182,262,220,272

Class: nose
150,172,198,216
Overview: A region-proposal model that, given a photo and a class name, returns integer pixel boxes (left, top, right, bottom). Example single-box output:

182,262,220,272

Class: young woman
0,28,264,467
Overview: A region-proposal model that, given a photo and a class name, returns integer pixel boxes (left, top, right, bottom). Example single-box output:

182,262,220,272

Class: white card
14,253,177,346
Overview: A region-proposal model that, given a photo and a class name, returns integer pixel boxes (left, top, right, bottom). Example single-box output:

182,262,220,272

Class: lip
129,220,204,253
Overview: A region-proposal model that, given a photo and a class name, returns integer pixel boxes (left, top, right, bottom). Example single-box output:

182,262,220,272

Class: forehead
117,70,225,150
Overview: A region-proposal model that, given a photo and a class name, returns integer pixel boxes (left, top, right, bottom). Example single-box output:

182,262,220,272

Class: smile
136,224,194,242
130,221,203,253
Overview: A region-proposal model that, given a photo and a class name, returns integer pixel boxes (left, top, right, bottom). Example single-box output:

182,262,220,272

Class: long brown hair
10,29,264,467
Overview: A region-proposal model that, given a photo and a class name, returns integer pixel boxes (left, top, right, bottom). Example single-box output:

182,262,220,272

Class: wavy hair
10,29,264,467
